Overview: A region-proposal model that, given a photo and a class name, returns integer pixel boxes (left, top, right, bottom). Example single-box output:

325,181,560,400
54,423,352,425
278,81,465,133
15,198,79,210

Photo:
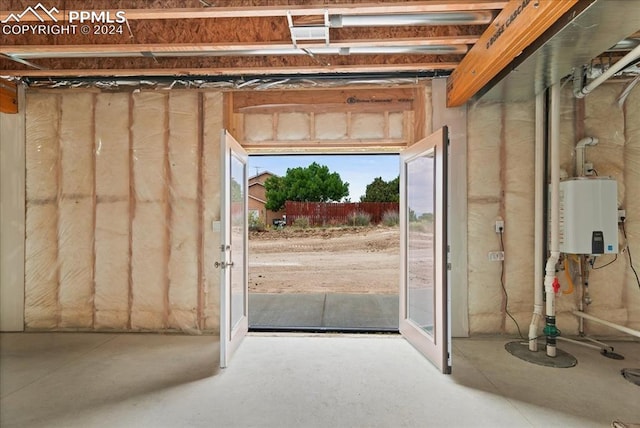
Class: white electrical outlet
488,251,505,262
495,219,504,233
618,209,626,223
584,162,594,175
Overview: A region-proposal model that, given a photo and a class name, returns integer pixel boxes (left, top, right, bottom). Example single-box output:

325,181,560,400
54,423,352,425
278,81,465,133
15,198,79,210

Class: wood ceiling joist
0,78,18,114
0,1,507,22
1,36,479,58
446,0,579,107
0,62,459,78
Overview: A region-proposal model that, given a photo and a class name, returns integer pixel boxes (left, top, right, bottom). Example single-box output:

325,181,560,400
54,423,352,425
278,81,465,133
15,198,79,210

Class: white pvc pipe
572,311,640,338
574,44,640,98
575,136,598,177
528,91,545,352
544,82,561,357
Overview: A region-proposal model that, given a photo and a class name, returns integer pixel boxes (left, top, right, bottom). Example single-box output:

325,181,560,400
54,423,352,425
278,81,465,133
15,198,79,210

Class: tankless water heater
558,177,618,255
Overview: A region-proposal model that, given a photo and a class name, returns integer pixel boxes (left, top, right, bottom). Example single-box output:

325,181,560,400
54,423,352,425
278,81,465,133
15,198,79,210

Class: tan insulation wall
315,113,347,140
467,83,640,336
579,83,639,334
1,96,26,331
25,94,60,329
94,93,130,329
625,85,640,331
202,92,224,331
24,89,223,333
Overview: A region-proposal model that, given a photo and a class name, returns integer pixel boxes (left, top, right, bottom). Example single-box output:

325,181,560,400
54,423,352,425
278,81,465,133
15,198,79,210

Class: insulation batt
351,113,384,139
58,93,94,328
277,112,309,141
95,201,130,329
624,85,640,330
503,99,535,309
315,113,347,140
131,92,168,330
24,204,58,329
24,93,60,329
244,114,273,142
467,101,503,333
23,89,225,333
94,93,130,329
389,112,404,139
168,92,199,330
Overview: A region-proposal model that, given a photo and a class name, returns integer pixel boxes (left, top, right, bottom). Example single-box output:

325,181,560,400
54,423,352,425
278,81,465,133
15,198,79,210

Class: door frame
220,129,249,368
399,127,451,373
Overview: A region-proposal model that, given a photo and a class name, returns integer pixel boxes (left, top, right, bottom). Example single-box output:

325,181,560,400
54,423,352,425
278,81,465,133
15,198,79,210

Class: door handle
214,261,235,269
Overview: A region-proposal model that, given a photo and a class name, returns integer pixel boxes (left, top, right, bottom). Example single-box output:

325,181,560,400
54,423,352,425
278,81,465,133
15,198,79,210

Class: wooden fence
284,201,399,226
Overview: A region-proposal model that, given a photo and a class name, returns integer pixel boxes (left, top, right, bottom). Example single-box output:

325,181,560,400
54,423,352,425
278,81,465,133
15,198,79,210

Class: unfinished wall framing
24,89,223,332
466,82,640,335
226,86,430,152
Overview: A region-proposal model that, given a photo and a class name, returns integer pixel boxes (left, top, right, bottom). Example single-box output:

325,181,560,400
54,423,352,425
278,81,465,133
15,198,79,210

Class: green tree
264,162,350,211
360,176,399,202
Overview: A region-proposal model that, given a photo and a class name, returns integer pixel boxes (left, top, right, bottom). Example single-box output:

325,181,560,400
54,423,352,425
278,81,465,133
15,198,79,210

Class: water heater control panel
558,177,618,255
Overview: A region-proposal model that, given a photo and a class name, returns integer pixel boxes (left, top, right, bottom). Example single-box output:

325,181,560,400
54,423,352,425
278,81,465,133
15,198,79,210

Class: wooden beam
446,0,578,107
237,102,413,114
1,36,479,58
0,2,507,22
233,87,417,113
0,79,18,114
0,62,458,78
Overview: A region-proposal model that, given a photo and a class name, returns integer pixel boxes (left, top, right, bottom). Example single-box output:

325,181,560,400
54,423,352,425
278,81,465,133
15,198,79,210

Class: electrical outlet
488,251,505,262
618,209,626,223
495,219,504,233
584,162,594,175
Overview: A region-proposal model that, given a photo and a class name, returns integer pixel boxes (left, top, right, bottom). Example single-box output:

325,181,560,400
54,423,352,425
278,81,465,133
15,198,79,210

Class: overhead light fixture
329,12,494,28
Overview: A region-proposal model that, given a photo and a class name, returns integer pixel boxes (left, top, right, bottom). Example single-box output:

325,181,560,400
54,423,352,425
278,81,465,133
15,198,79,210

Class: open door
219,130,249,368
399,126,451,374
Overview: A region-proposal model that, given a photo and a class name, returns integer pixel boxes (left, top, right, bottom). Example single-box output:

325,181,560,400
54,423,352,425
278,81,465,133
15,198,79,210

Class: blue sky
248,155,399,202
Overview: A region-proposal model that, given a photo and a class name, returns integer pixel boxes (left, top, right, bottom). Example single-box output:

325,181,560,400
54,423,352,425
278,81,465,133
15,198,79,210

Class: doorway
220,127,451,373
246,154,401,332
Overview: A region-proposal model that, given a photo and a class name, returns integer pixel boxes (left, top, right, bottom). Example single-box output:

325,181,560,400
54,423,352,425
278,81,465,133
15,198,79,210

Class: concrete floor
249,293,399,330
1,333,639,427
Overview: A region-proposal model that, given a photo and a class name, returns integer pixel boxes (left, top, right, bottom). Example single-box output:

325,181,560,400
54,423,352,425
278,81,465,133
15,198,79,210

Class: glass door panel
220,130,248,368
399,127,450,374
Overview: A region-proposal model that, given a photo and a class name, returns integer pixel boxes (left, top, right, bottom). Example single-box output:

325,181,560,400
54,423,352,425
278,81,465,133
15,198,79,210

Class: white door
219,130,249,368
400,127,451,374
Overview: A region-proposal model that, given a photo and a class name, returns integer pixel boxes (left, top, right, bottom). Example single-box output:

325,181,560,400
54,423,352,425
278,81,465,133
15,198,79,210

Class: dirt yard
248,226,400,294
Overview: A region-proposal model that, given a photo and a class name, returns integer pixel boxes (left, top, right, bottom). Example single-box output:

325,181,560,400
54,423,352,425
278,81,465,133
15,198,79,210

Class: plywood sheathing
0,16,484,46
2,0,203,9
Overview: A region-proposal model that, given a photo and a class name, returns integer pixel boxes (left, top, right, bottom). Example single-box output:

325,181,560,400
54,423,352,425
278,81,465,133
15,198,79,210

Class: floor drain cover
621,368,640,386
505,341,577,368
601,349,625,360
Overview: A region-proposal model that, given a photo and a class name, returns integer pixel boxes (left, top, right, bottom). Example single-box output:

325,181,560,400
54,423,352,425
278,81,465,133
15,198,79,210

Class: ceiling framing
1,1,639,107
0,1,503,78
